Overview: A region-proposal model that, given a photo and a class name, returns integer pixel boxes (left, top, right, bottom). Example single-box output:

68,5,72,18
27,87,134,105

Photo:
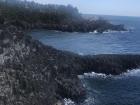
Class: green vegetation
0,0,81,23
0,0,126,32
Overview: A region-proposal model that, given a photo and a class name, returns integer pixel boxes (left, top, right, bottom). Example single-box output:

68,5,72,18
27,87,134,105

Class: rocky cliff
0,25,87,105
0,25,140,105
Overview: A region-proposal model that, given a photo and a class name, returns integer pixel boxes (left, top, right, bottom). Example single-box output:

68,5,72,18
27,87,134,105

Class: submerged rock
0,26,140,105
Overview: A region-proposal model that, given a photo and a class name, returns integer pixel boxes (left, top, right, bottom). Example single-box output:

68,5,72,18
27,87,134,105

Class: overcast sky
27,0,140,17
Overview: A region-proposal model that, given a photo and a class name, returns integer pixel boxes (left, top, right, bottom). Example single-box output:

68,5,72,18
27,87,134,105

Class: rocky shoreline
0,25,140,105
0,0,127,33
1,19,127,33
0,1,138,105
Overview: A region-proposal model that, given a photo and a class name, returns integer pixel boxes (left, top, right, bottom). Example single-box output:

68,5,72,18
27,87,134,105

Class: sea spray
79,68,140,79
64,98,75,105
120,69,140,77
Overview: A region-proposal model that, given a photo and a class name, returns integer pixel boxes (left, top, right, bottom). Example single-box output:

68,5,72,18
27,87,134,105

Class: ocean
29,15,140,105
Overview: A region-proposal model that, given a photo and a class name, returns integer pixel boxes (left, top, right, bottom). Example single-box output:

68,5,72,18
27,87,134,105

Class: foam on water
81,68,140,79
120,69,140,77
103,30,130,34
78,69,140,105
29,16,140,105
64,98,75,105
88,30,130,34
78,52,84,56
64,97,95,105
80,97,95,105
83,72,108,78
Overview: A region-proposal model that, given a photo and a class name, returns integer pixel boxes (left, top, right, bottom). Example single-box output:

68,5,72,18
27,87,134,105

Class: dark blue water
29,16,140,105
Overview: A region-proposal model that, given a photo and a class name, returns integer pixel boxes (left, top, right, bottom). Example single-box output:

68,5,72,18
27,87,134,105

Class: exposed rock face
4,19,127,33
0,26,140,105
82,55,140,75
0,26,86,105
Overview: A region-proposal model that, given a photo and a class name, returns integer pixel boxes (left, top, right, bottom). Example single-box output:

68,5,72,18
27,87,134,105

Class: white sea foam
89,29,129,34
64,97,95,105
81,97,95,105
103,30,129,34
83,72,108,78
81,68,140,79
54,30,62,32
89,30,98,34
64,70,140,105
78,52,84,56
64,98,75,105
120,69,140,77
93,30,98,34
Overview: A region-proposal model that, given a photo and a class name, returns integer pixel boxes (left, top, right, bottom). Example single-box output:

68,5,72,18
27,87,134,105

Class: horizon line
81,13,140,18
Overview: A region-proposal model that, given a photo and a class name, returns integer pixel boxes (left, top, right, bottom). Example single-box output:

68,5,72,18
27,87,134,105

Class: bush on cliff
0,0,126,32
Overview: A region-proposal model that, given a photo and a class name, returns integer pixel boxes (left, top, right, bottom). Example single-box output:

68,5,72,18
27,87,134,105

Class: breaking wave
64,97,95,105
80,68,140,79
64,98,75,105
88,29,130,34
120,69,140,77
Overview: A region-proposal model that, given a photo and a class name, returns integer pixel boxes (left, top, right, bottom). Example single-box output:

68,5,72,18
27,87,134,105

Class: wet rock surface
0,26,140,105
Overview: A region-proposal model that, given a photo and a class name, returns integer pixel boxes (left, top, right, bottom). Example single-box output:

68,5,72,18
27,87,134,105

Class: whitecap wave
89,30,98,34
64,97,95,105
83,72,108,78
81,68,140,79
103,30,129,34
89,29,129,34
120,69,140,77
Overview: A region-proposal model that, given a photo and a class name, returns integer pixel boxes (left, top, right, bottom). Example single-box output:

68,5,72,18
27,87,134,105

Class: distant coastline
0,0,126,33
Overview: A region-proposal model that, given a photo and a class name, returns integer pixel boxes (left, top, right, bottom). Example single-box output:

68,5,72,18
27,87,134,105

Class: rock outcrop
0,26,86,105
82,54,140,75
0,26,140,105
0,0,127,33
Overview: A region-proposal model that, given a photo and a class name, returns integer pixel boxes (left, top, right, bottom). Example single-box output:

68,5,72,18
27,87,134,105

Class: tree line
0,0,82,24
0,0,126,32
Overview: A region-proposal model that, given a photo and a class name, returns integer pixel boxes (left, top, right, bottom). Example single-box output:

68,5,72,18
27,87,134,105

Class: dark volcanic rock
0,26,140,105
81,54,140,75
0,27,86,105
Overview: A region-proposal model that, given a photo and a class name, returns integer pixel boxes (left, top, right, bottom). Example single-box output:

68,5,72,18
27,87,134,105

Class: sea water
29,15,140,105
